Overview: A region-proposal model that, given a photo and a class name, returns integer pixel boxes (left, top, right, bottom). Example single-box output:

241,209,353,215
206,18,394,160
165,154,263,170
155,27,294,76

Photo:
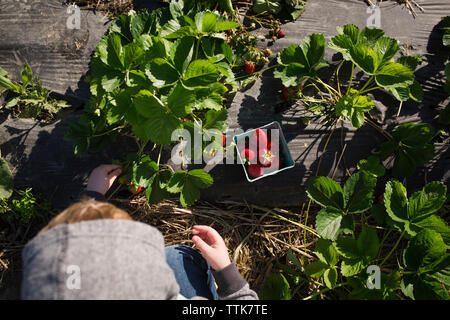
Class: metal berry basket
233,121,295,182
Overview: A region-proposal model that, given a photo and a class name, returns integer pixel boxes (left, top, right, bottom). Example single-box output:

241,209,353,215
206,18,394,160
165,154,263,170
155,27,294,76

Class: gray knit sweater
21,203,258,300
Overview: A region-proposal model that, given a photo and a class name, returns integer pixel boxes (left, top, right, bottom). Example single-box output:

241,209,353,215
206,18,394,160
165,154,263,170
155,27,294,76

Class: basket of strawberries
234,121,295,182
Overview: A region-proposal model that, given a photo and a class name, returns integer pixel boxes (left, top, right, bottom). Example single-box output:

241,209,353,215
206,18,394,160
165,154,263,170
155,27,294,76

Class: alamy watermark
366,265,381,290
66,4,81,30
66,264,81,290
366,5,381,28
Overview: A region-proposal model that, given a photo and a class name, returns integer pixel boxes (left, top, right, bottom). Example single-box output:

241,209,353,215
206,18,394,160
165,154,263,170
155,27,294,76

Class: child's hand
192,225,231,271
86,164,122,195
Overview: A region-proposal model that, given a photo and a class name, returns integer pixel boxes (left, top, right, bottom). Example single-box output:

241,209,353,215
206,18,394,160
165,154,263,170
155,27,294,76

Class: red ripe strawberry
282,86,300,100
244,61,255,74
377,194,384,204
241,148,256,163
282,87,289,100
247,164,264,178
249,128,269,151
136,187,142,193
258,148,275,167
278,29,286,38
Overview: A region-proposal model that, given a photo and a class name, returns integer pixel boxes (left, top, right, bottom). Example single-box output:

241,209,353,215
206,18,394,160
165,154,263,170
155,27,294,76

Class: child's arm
192,225,259,300
81,164,122,201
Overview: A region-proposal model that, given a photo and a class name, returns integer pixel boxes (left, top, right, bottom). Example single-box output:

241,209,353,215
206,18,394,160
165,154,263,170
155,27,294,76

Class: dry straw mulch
71,0,134,16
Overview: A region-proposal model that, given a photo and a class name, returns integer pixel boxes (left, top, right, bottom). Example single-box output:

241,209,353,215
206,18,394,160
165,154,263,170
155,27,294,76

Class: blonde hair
38,198,132,235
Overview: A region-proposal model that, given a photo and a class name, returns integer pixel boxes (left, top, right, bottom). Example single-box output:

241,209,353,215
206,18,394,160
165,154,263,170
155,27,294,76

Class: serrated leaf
384,180,409,223
170,36,195,73
315,238,339,266
404,229,446,271
397,55,422,72
203,109,228,131
304,261,328,278
133,90,181,145
411,214,450,246
408,181,447,223
357,155,385,177
134,160,159,187
167,83,196,117
167,169,213,207
375,63,414,89
259,273,291,300
341,259,366,277
146,170,172,205
357,227,380,261
324,268,338,289
358,27,385,47
409,80,424,102
305,176,345,210
349,44,380,75
0,158,13,200
183,59,219,87
343,171,377,214
374,36,400,68
315,207,344,241
335,236,360,260
21,63,33,88
145,58,179,88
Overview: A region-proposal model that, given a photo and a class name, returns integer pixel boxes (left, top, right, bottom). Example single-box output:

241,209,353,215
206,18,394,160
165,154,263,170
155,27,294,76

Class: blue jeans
164,245,219,300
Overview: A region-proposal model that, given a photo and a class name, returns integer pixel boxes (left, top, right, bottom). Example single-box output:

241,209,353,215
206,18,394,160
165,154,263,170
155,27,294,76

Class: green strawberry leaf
305,176,345,210
356,227,380,261
133,90,182,145
404,229,447,272
144,58,180,88
259,273,291,300
169,36,195,73
384,180,409,224
0,158,13,200
410,214,450,246
183,59,219,87
315,207,344,241
349,44,380,75
146,170,172,205
314,238,339,266
167,169,213,207
343,171,377,214
341,259,366,277
375,62,414,89
374,36,400,68
335,236,360,260
134,160,159,187
357,155,385,177
323,268,338,289
304,260,328,278
407,181,447,223
167,83,196,117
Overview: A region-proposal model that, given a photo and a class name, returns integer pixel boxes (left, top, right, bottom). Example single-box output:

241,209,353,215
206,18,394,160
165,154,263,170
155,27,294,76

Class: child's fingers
108,168,122,178
192,235,213,256
193,225,222,244
100,164,122,174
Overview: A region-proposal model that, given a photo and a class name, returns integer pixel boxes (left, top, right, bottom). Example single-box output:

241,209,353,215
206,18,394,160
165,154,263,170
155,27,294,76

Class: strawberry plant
0,64,69,121
275,25,424,126
65,2,244,207
0,155,50,224
273,25,434,178
267,168,449,299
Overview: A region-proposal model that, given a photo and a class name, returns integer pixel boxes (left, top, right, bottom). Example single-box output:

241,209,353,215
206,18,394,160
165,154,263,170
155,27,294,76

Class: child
21,164,258,300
